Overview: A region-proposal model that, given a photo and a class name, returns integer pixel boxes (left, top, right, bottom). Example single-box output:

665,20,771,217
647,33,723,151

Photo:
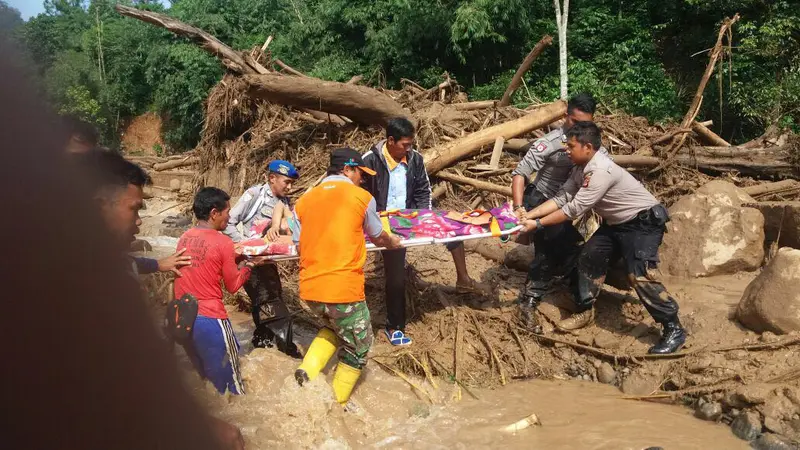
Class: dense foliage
1,0,798,151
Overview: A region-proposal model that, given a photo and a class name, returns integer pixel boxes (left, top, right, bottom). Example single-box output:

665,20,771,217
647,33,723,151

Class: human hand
233,243,244,256
157,248,191,277
522,219,539,233
265,227,281,242
387,235,403,250
245,256,271,267
514,206,527,221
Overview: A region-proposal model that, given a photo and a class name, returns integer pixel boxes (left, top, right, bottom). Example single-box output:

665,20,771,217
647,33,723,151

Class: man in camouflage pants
292,148,401,406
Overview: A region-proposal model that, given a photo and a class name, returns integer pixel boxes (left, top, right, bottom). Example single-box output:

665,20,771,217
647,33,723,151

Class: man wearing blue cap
224,160,301,357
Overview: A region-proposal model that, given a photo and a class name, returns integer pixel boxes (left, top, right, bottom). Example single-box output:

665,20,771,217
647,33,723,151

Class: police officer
511,93,599,331
521,121,686,354
224,160,301,357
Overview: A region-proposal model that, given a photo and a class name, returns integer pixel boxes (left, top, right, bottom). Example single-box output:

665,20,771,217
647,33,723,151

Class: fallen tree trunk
413,78,456,101
244,73,413,127
424,101,566,174
115,5,260,75
273,59,308,77
435,172,513,196
499,35,553,107
504,138,530,152
464,240,533,272
153,156,199,171
614,154,796,179
743,180,800,198
452,101,497,111
692,121,730,147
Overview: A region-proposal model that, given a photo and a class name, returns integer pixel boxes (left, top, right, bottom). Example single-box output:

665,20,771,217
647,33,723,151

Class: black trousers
573,206,680,324
243,264,290,336
383,241,462,331
523,185,584,298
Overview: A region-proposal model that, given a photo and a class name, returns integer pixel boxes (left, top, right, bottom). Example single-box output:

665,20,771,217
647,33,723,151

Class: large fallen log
435,171,512,196
115,5,260,75
243,74,413,127
452,101,497,111
423,101,566,175
153,156,199,171
499,35,553,107
743,180,800,198
692,121,730,147
614,154,796,179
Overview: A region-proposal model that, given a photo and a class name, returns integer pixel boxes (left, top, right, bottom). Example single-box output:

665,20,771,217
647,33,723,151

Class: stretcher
241,202,524,262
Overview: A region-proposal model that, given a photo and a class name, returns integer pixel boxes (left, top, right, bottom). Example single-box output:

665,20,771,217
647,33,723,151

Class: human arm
363,197,402,249
223,187,259,242
219,241,253,294
265,202,286,241
156,248,192,276
511,175,527,219
133,257,160,275
413,153,432,209
524,170,612,232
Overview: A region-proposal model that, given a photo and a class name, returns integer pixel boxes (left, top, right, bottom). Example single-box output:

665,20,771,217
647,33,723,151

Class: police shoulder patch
582,174,592,188
535,142,548,152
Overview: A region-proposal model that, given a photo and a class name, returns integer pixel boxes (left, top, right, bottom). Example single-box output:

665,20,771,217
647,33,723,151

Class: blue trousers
185,316,245,395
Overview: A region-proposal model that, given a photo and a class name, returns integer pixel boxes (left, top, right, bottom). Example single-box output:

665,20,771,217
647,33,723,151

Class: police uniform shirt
553,151,659,225
512,128,574,198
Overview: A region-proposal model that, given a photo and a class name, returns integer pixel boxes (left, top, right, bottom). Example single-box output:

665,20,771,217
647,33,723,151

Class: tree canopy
5,0,799,151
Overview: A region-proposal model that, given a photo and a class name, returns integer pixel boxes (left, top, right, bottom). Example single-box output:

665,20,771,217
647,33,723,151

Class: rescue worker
521,121,686,354
292,148,402,406
362,117,489,346
223,160,301,357
510,93,600,331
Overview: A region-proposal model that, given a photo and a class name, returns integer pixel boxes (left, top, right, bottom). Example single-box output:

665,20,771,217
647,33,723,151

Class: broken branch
499,35,553,107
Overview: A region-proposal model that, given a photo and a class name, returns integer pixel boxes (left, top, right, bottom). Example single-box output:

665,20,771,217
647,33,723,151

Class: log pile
115,6,800,210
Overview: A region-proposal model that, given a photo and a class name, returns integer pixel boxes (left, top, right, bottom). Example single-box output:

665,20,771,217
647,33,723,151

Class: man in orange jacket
292,148,402,406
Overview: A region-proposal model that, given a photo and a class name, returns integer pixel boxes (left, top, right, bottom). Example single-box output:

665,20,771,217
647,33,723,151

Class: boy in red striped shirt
175,187,268,395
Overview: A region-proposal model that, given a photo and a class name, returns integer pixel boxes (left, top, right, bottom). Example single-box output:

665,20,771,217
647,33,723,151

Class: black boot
252,324,276,349
518,294,543,334
273,318,302,359
648,319,686,354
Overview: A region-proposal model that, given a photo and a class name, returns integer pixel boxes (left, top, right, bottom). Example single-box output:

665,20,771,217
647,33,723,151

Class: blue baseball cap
267,160,299,179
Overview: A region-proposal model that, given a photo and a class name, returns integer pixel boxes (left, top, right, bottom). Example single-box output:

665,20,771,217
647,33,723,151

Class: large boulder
660,180,765,277
737,248,800,334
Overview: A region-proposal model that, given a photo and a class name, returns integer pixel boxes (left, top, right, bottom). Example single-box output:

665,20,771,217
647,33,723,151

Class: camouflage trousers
306,300,373,369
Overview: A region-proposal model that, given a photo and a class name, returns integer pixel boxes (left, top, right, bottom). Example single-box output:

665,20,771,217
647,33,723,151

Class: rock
593,330,619,349
731,411,762,441
764,416,785,434
597,362,616,384
577,333,593,346
630,322,653,338
169,178,181,191
592,360,602,369
747,201,800,250
737,248,800,333
621,372,659,396
724,384,776,408
751,433,796,450
660,180,765,277
696,401,723,421
761,331,781,343
505,244,535,271
130,238,152,252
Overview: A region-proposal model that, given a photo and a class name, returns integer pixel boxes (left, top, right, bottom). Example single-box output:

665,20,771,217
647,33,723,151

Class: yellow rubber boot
331,362,362,406
294,328,338,386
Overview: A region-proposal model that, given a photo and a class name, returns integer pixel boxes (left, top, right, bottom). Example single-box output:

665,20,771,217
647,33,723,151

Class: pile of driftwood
115,6,799,210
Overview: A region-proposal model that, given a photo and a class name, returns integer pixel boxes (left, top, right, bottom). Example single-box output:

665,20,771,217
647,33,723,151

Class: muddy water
379,380,747,449
184,310,746,449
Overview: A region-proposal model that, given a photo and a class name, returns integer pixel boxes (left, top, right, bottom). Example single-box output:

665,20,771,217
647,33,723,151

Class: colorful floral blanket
241,203,521,257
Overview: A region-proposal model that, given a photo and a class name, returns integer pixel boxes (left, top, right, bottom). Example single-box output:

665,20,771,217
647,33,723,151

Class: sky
6,1,172,20
7,0,44,20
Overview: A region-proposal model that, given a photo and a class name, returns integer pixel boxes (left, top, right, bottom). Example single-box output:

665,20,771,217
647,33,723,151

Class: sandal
456,279,492,295
166,293,198,343
384,329,412,346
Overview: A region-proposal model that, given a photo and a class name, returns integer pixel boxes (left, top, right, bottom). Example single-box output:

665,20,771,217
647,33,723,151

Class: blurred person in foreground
0,42,241,448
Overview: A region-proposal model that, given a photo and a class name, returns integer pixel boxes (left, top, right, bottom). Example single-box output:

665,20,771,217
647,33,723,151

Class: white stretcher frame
255,225,525,262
